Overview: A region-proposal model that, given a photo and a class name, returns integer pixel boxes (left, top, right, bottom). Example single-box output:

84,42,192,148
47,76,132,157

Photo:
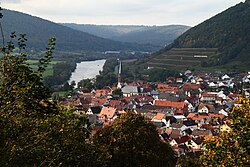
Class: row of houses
60,71,248,157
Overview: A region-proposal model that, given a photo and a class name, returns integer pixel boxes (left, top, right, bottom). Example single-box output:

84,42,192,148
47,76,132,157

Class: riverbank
68,59,106,85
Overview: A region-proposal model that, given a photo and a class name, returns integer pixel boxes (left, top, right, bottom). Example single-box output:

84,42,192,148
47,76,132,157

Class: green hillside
147,1,250,70
61,24,190,48
0,9,155,52
147,48,218,70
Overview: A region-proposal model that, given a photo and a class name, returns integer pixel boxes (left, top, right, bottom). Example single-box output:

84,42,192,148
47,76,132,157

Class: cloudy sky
1,0,245,26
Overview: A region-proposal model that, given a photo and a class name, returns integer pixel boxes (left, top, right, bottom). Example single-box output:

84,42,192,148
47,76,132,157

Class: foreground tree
0,33,106,166
93,111,177,167
200,98,250,166
0,33,54,114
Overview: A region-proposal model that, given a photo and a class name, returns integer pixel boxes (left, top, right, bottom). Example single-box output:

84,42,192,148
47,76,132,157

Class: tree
0,33,54,114
200,98,250,166
0,32,105,166
93,111,177,167
78,78,94,90
112,88,123,97
176,156,201,167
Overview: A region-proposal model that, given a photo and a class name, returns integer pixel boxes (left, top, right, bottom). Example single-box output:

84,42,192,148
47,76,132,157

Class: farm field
27,60,62,77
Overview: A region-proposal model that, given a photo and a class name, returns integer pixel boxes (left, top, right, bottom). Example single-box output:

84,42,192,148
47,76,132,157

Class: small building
176,78,184,83
99,106,117,122
198,104,215,114
122,86,141,97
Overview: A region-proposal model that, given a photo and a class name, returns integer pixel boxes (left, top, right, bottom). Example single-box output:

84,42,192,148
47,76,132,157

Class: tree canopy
0,33,104,166
93,111,177,167
200,98,250,166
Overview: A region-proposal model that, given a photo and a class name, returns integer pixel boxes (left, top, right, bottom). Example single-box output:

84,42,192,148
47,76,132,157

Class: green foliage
0,108,102,166
171,1,250,67
43,61,76,88
78,78,94,90
200,98,250,166
94,59,118,88
93,111,177,167
176,156,201,167
112,88,123,97
147,68,180,82
0,33,53,113
0,34,104,166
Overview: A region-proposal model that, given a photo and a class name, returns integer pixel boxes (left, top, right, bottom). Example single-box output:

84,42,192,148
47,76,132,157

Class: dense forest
154,1,250,68
62,24,190,48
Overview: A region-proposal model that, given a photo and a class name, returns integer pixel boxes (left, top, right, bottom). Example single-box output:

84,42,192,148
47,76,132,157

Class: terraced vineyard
147,48,218,69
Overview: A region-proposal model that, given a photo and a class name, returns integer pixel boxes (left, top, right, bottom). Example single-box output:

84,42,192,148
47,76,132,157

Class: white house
219,109,228,117
209,82,219,88
221,74,230,80
184,100,195,112
121,86,140,97
185,138,203,150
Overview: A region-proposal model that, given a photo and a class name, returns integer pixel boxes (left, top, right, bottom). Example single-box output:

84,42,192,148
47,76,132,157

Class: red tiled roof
91,98,107,103
154,100,185,109
209,113,224,120
109,100,121,107
191,115,209,121
190,113,224,121
99,106,117,119
175,136,191,144
182,83,201,91
187,113,196,119
157,84,170,89
202,93,217,97
122,97,134,103
95,88,112,96
90,98,107,107
153,113,165,120
157,85,179,92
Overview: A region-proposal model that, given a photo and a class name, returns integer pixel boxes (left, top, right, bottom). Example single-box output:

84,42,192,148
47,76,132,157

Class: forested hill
153,1,250,68
0,9,156,52
61,24,190,48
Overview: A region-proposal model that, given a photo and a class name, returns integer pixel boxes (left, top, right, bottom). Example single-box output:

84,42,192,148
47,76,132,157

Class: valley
0,1,249,166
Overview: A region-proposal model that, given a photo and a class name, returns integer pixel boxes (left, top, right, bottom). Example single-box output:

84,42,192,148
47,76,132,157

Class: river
68,59,106,84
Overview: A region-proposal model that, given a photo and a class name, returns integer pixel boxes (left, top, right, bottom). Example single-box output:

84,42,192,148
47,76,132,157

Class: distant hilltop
146,1,250,71
61,24,190,49
0,9,159,52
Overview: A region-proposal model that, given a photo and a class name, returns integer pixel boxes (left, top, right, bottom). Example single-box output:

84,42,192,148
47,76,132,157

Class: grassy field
26,60,62,77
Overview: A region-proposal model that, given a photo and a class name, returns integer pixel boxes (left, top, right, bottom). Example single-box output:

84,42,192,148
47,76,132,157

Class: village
60,61,250,158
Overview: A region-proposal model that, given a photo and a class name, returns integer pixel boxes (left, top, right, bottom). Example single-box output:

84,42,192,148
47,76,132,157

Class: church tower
117,60,124,89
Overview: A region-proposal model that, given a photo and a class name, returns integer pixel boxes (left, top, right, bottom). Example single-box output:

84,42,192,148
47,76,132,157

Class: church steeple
117,60,124,89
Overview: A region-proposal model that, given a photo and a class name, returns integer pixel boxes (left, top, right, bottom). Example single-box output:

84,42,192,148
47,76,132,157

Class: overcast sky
1,0,245,26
